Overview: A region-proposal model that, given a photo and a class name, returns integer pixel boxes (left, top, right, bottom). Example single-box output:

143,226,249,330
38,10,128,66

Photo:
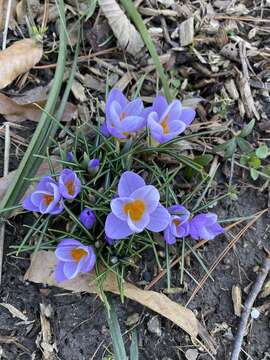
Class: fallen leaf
25,250,216,355
0,157,61,217
0,90,77,123
98,0,144,56
0,38,43,89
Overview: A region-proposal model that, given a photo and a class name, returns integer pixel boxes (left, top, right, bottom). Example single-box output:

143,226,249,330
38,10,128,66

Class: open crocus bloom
105,171,170,240
22,176,64,215
58,168,81,200
147,95,196,144
164,205,190,245
189,213,224,240
55,239,96,282
101,88,146,139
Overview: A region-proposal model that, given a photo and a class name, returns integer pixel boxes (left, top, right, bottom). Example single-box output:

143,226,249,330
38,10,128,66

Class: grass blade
106,298,128,360
130,329,139,360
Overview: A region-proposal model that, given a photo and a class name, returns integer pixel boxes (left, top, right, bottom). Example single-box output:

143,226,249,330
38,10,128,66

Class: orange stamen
71,248,88,262
119,111,126,122
43,194,53,205
123,199,145,221
173,219,181,226
160,114,170,134
66,180,75,195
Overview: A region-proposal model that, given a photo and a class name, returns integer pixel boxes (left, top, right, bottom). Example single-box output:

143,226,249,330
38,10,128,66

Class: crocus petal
80,248,96,273
167,120,186,134
164,226,176,245
55,261,67,283
105,213,133,240
105,88,127,117
146,204,170,232
181,107,196,125
36,176,56,191
176,222,190,238
127,212,150,233
31,191,48,207
124,98,144,117
147,116,164,144
130,185,160,214
100,122,110,137
160,99,182,122
55,246,75,262
118,171,145,197
108,100,123,128
63,261,82,279
22,195,39,212
57,238,82,247
169,205,190,222
121,116,146,132
111,197,132,220
152,95,168,117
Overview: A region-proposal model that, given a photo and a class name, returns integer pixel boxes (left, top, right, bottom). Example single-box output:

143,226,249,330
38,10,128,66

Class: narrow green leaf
120,0,172,102
130,329,139,360
106,298,128,360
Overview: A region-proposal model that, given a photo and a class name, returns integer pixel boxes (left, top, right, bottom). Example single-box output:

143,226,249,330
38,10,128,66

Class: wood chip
232,284,242,317
179,17,194,47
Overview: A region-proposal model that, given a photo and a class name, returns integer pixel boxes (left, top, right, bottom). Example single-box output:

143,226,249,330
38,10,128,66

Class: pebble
185,349,199,360
147,316,161,336
251,308,260,319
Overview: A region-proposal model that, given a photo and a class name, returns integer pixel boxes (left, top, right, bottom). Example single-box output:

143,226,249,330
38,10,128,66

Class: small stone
126,313,139,326
185,349,199,360
147,316,161,336
251,308,260,319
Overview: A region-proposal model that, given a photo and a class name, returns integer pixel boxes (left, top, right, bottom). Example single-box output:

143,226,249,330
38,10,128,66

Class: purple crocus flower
58,168,81,200
147,95,195,144
105,171,170,240
22,176,64,215
79,208,96,229
55,239,96,282
164,205,190,245
189,213,224,240
101,88,146,139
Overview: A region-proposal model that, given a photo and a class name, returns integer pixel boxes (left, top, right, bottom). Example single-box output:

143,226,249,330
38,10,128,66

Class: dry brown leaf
24,250,216,355
98,0,144,56
0,91,77,123
0,38,43,89
0,157,61,217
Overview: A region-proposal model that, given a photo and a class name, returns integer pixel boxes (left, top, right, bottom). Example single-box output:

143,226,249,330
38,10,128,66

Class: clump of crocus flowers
22,88,224,283
101,88,196,143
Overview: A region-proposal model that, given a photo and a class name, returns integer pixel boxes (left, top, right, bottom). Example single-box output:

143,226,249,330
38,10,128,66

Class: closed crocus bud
66,151,74,162
79,208,96,229
88,158,100,176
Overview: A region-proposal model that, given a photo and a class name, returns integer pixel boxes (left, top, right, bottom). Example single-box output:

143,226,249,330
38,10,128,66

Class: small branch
231,255,270,360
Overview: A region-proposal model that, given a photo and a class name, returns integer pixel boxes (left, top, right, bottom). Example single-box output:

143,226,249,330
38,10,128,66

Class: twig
0,123,10,285
231,255,270,360
2,0,12,50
